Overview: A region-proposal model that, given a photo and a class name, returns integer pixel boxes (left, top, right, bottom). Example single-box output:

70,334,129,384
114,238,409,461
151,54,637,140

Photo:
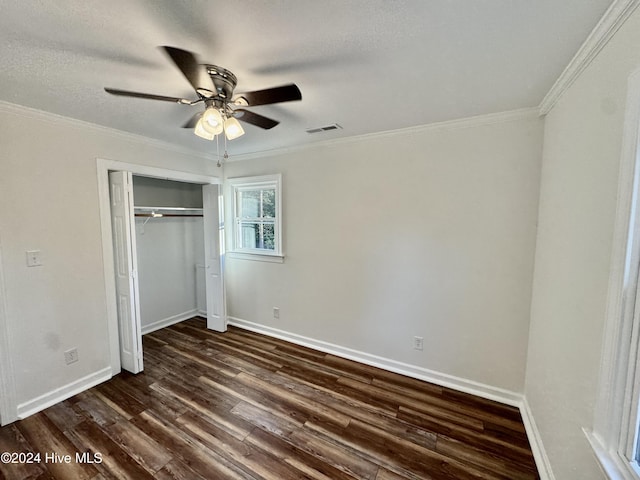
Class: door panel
109,171,143,373
203,184,226,331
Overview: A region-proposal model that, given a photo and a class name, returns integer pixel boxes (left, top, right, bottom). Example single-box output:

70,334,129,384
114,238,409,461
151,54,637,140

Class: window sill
226,251,284,263
584,429,639,480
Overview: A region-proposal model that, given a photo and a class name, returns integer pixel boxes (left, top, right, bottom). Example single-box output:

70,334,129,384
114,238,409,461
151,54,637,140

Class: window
228,174,282,258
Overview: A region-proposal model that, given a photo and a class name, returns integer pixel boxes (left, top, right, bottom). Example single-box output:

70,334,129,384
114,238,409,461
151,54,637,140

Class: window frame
587,67,640,480
227,174,282,259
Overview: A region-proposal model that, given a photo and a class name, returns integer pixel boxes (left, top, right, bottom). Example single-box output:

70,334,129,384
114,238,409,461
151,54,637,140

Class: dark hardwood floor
0,317,539,480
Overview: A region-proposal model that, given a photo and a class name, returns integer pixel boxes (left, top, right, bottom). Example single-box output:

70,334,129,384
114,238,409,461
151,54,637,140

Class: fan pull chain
216,134,221,167
223,129,229,166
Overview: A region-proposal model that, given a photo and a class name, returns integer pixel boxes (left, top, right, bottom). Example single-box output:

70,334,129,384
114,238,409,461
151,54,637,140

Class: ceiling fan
104,46,302,142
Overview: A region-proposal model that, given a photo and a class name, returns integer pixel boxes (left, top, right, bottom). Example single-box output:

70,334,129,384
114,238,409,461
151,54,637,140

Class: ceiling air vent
306,123,342,134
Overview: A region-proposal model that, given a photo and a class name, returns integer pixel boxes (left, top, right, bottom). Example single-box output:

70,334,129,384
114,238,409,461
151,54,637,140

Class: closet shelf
134,206,203,218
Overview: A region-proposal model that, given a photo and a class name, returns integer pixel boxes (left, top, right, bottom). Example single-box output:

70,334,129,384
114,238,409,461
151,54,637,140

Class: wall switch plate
273,307,280,319
64,348,78,365
413,336,424,351
26,250,43,267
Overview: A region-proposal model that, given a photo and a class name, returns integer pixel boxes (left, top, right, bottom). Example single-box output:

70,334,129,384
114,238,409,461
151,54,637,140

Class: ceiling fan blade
104,87,190,104
234,109,280,129
182,112,202,128
161,46,216,97
235,84,301,106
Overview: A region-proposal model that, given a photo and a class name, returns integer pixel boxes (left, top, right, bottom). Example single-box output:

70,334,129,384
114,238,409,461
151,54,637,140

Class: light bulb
194,117,215,140
224,116,245,140
201,107,223,135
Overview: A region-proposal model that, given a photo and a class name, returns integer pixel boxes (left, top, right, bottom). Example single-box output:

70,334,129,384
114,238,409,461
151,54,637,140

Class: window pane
239,221,275,251
231,175,280,255
240,190,260,218
263,222,275,250
262,188,276,218
240,222,259,249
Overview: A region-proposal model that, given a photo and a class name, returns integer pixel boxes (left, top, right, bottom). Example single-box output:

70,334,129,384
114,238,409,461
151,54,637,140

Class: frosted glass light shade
194,118,215,140
224,117,245,140
202,107,224,135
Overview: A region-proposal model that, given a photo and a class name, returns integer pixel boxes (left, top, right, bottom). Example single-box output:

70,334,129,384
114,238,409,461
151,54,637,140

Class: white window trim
589,66,640,480
227,174,283,259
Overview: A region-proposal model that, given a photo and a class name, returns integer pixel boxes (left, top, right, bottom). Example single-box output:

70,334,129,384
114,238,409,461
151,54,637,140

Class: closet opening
98,159,224,377
132,176,208,336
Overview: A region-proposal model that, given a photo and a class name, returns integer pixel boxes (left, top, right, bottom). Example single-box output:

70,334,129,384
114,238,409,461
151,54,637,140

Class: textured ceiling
0,0,613,157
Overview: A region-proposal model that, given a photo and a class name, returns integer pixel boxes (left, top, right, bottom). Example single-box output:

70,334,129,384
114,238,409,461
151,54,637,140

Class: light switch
26,250,42,267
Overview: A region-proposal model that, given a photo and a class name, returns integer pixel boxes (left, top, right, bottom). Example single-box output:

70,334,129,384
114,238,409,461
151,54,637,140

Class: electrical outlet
64,348,78,365
413,336,424,351
273,307,280,319
26,250,43,267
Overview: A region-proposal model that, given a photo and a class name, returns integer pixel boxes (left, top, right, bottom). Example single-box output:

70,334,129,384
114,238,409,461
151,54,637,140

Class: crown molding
0,100,217,162
539,0,640,115
230,107,540,162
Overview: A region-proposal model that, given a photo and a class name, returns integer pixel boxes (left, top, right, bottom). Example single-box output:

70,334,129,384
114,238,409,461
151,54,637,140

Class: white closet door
109,171,143,373
203,184,226,331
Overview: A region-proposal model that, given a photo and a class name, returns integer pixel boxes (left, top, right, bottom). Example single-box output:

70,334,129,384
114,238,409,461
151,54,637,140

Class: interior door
109,171,143,373
203,184,226,331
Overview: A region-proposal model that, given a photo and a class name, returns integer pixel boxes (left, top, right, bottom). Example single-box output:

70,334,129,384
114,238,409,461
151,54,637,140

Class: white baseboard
16,367,112,420
12,315,555,480
14,310,197,422
227,316,522,406
516,398,556,480
141,309,199,335
228,316,555,478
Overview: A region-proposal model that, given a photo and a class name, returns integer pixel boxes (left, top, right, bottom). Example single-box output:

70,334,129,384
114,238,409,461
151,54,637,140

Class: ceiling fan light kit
223,116,245,140
196,103,245,141
201,106,224,134
104,46,302,159
194,117,215,140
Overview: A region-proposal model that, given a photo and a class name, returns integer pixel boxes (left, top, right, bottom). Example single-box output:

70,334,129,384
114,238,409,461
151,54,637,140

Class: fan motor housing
205,64,237,99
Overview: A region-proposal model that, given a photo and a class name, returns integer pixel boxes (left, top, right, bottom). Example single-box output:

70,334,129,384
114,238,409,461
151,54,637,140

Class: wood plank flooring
0,317,539,479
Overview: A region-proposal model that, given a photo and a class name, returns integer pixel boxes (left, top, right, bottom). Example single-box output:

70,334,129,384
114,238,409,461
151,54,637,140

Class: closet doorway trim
96,158,221,374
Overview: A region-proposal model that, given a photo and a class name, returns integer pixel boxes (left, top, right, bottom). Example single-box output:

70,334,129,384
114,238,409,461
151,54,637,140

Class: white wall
525,7,640,480
224,112,543,394
0,103,218,419
135,217,204,332
132,177,205,332
132,176,204,208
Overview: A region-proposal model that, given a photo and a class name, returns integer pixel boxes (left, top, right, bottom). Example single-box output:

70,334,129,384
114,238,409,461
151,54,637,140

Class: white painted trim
141,309,199,335
227,174,282,185
0,236,17,425
539,0,640,115
520,397,557,480
227,174,283,256
585,429,639,480
0,100,217,162
227,316,522,407
590,66,640,479
16,367,112,420
0,84,538,163
230,107,540,162
97,158,221,185
96,158,221,375
97,163,122,375
228,316,557,478
225,252,285,263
